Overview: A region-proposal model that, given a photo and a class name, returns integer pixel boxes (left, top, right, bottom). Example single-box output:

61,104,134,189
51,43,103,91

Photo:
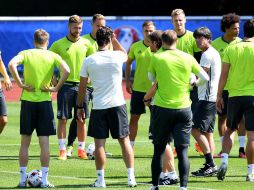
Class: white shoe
246,174,254,182
128,178,137,187
66,146,73,157
179,187,187,190
149,186,159,190
91,180,106,188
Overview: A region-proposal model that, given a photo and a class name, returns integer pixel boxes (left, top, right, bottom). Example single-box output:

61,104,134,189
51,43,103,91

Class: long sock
175,145,189,188
130,141,135,147
221,153,229,164
20,166,27,183
97,170,105,183
58,139,66,150
127,168,135,181
248,164,254,175
204,153,215,166
238,136,245,149
151,142,167,186
41,167,49,185
168,171,178,179
78,141,85,150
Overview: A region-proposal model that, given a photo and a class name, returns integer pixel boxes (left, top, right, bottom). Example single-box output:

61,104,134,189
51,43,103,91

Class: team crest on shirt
114,25,141,52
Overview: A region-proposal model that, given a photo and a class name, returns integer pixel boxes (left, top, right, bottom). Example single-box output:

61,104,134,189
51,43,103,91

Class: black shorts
57,83,89,119
88,104,129,139
151,105,192,147
190,86,199,113
193,101,216,133
227,96,254,131
217,90,228,116
20,100,56,136
0,89,7,116
130,90,146,115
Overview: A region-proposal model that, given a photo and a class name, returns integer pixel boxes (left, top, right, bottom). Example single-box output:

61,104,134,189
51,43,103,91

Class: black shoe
159,177,178,185
191,163,218,177
217,162,227,181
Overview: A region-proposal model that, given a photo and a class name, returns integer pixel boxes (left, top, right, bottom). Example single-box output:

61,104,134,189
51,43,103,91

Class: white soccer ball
27,170,42,187
86,143,95,160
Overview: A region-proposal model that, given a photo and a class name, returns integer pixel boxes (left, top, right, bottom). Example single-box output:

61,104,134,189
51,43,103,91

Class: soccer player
65,13,106,157
50,15,92,160
77,26,137,188
8,29,70,188
171,8,203,155
0,51,12,134
148,30,209,190
191,27,221,177
125,21,155,148
212,13,246,158
216,19,254,182
144,30,179,185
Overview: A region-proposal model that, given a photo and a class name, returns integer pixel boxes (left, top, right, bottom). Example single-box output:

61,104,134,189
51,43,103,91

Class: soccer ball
86,143,95,160
27,170,42,187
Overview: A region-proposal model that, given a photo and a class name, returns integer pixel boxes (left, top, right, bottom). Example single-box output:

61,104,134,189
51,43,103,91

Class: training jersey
80,50,127,109
212,36,241,90
14,49,63,102
198,46,221,102
82,33,98,55
222,41,254,97
50,36,92,83
177,30,200,55
128,40,153,92
149,48,202,109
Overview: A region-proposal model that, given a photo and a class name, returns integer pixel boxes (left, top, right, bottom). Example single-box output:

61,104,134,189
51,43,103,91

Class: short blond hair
171,9,185,17
142,20,156,29
92,13,105,23
34,29,49,45
68,15,83,25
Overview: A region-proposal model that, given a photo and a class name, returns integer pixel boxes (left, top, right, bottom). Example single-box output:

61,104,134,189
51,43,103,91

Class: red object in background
2,81,131,102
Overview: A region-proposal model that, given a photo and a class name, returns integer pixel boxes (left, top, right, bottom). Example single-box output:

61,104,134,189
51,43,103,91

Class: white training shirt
80,50,127,109
198,46,221,102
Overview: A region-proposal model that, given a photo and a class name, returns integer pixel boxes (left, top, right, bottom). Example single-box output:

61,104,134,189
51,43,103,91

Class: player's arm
77,76,88,122
8,56,34,91
125,57,134,94
112,34,126,53
143,82,157,106
0,53,12,91
194,66,210,87
216,63,230,113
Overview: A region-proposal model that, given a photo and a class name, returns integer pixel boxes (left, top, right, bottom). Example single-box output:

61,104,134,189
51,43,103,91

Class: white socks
20,166,27,183
238,136,245,148
78,141,85,150
248,164,254,175
168,171,178,179
58,139,66,150
96,170,105,183
128,168,135,181
160,172,167,179
221,153,229,164
130,141,135,147
41,167,49,185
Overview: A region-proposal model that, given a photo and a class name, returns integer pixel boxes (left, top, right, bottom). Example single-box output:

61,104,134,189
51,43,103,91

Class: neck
67,34,79,42
162,44,176,50
91,31,96,39
175,28,185,36
223,33,236,43
98,44,110,51
35,45,46,50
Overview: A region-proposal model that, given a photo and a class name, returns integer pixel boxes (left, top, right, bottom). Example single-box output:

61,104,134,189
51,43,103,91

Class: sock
159,172,167,179
127,168,135,181
130,141,135,147
168,171,178,179
96,170,105,183
238,136,245,148
248,164,254,175
41,167,49,185
58,139,66,150
239,147,245,153
220,136,224,144
20,166,27,183
221,153,229,164
204,153,215,166
78,141,85,150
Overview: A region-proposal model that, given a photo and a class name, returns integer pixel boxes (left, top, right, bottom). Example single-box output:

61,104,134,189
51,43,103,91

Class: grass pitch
0,102,253,189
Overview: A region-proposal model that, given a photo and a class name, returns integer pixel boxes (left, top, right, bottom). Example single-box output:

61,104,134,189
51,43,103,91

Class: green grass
0,101,253,189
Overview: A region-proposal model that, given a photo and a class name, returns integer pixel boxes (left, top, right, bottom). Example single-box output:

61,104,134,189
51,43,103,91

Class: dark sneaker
191,164,217,177
149,186,159,190
217,162,227,181
159,177,178,185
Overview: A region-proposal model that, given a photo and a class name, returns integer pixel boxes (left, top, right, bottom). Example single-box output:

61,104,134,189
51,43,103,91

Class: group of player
0,8,254,190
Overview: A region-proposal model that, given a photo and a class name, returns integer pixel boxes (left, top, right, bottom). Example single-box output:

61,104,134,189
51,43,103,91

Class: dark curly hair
244,19,254,38
96,26,114,47
220,13,240,32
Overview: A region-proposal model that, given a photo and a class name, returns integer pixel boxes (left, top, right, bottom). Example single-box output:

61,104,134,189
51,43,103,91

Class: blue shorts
0,89,7,116
57,83,89,119
20,100,56,136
